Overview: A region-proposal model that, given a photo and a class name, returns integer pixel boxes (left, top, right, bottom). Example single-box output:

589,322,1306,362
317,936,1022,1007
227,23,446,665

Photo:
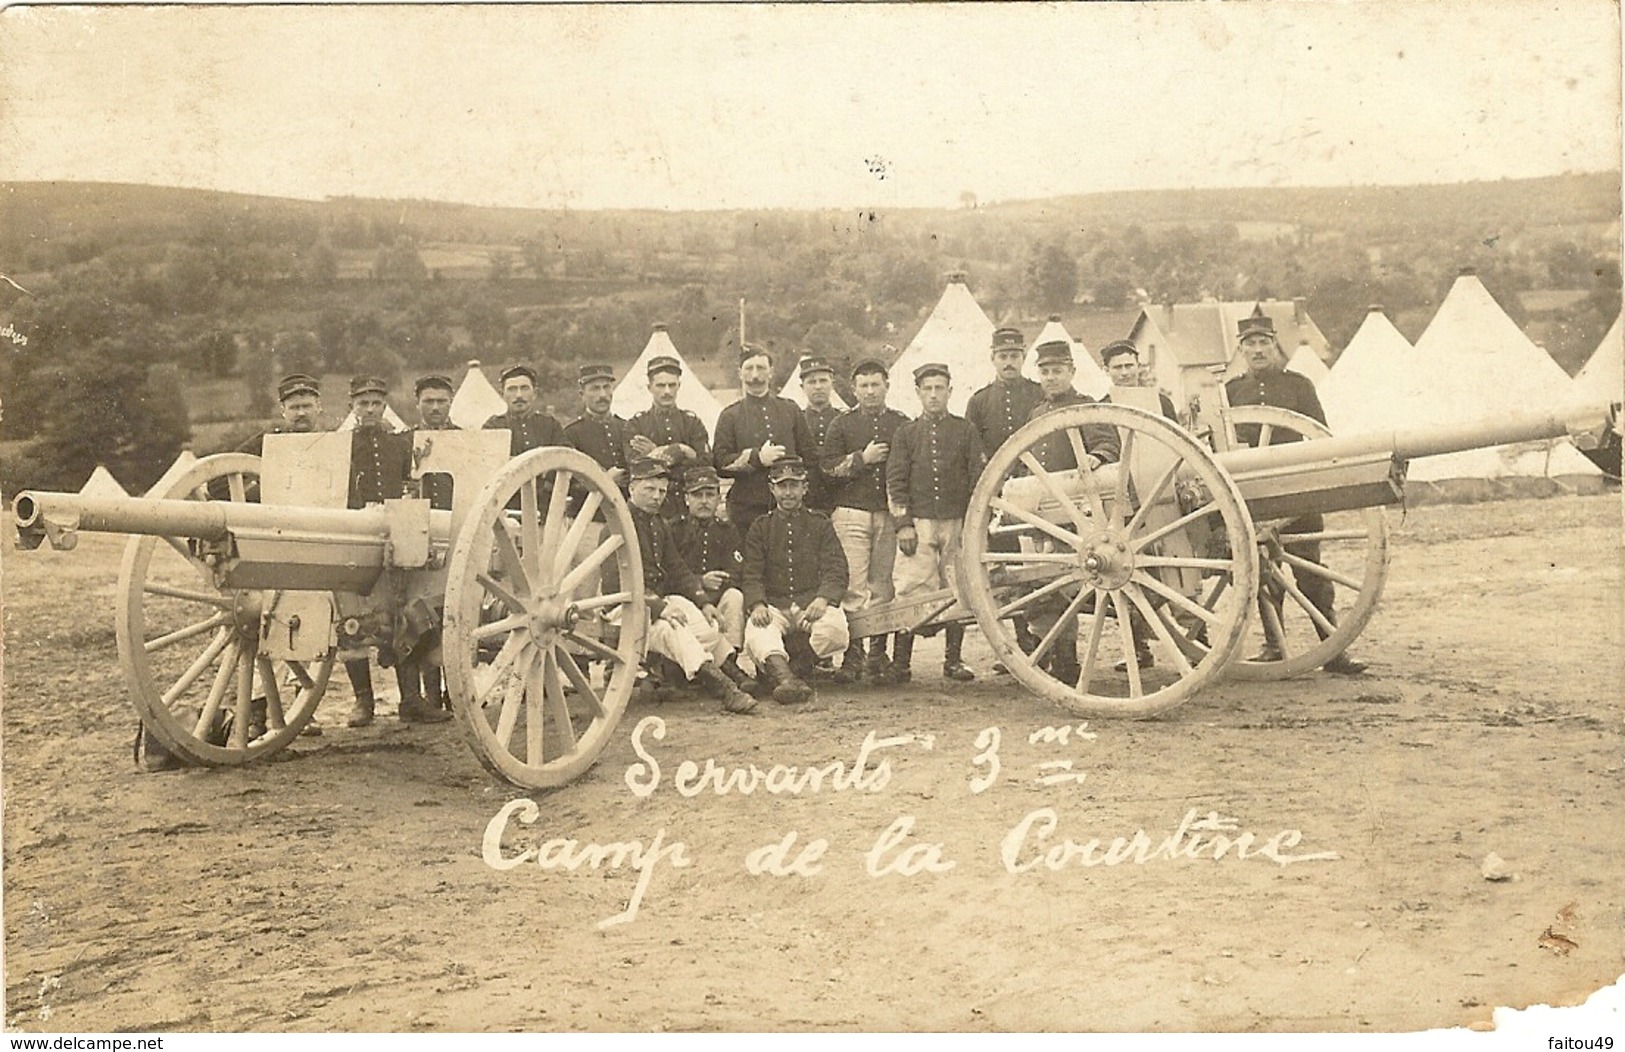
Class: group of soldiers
245,303,1360,727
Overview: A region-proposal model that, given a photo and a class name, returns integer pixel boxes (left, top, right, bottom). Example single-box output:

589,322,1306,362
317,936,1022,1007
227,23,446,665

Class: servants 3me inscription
481,715,1340,929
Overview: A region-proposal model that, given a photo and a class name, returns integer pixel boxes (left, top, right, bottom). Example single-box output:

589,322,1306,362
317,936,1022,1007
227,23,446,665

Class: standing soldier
619,459,757,715
1101,341,1179,420
628,354,710,520
796,356,842,516
1224,307,1366,675
483,363,565,455
394,373,459,720
965,326,1045,666
886,363,986,683
238,373,325,456
1024,340,1122,683
343,375,416,727
820,358,910,684
670,465,752,687
741,457,850,705
714,344,813,535
564,363,633,489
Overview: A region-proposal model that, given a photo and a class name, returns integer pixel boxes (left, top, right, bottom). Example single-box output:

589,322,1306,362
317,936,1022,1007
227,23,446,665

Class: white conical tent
612,326,725,432
1023,317,1109,398
887,279,996,417
779,356,850,410
1574,313,1622,405
450,360,508,429
144,449,198,496
79,464,128,498
1286,342,1330,387
1318,308,1427,436
1408,273,1598,480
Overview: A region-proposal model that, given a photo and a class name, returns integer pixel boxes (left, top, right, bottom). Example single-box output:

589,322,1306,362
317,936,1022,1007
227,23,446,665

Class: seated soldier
670,466,753,689
622,458,757,715
741,457,851,705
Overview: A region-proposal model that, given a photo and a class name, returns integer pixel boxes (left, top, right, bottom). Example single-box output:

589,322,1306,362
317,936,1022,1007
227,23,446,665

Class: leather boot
884,632,913,685
345,659,376,727
943,624,975,681
423,666,449,712
397,665,451,723
1048,636,1080,687
834,641,867,685
762,654,813,705
720,653,760,697
697,663,758,714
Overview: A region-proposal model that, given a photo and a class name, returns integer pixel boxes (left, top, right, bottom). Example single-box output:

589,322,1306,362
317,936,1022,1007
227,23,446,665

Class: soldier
796,356,842,516
741,457,850,705
239,373,325,456
1024,341,1122,683
628,355,710,520
394,373,460,719
1224,308,1366,675
964,326,1045,668
820,358,910,684
620,458,757,715
670,465,753,688
343,375,419,727
483,363,565,455
886,363,986,683
564,363,633,489
714,344,813,534
1100,340,1179,421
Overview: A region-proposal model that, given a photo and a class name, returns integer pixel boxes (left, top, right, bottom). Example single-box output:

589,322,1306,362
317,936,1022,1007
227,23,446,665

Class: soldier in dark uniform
619,458,756,715
628,355,710,520
741,457,850,705
394,374,459,720
671,466,749,669
964,327,1045,665
715,344,814,534
821,357,911,684
564,363,633,490
886,363,986,683
796,356,842,516
483,363,566,455
1100,340,1179,421
342,375,421,726
1023,341,1123,683
1224,308,1365,675
237,373,324,457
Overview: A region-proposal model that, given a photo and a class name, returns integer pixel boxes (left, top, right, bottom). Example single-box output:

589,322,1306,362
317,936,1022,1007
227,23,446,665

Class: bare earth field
2,493,1621,1033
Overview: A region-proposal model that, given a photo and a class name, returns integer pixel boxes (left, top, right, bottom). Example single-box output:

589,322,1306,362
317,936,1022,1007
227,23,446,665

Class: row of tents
75,271,1622,497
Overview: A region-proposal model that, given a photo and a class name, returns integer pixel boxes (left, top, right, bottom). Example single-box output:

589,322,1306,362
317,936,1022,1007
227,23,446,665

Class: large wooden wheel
1224,406,1390,680
117,453,334,765
442,447,645,789
958,403,1258,718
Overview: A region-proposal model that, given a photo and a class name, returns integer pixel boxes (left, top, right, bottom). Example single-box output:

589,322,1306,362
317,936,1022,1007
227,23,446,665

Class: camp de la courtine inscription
481,715,1340,929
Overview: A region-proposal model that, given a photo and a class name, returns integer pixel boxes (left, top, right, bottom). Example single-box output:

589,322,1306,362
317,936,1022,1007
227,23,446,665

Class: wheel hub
1079,536,1134,589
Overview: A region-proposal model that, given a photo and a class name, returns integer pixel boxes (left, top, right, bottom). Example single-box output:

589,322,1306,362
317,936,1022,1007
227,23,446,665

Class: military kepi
499,363,537,385
349,375,389,397
798,356,835,378
767,456,808,483
277,373,320,402
578,363,615,384
413,374,454,395
629,457,669,480
1098,340,1139,364
1033,340,1073,366
991,326,1025,353
646,355,682,378
1237,305,1276,340
912,362,951,384
684,466,722,493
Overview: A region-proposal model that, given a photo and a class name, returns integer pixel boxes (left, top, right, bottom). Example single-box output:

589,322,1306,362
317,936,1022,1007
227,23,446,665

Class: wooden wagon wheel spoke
989,495,1084,549
444,447,644,790
121,452,330,766
1225,406,1390,681
957,402,1257,718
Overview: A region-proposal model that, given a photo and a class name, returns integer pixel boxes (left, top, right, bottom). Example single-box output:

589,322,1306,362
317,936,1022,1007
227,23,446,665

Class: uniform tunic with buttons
625,506,708,616
821,406,912,511
411,420,460,511
483,408,566,457
1026,390,1122,472
742,506,848,612
347,426,412,509
565,410,635,475
629,405,711,518
713,394,814,524
801,403,843,513
966,376,1045,457
1223,369,1325,444
885,411,987,526
672,515,744,601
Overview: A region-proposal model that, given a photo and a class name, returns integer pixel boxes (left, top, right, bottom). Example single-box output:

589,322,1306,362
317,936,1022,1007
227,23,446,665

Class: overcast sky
0,2,1619,211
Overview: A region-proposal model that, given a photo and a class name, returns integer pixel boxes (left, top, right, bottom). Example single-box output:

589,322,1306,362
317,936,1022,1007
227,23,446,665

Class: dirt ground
2,492,1621,1033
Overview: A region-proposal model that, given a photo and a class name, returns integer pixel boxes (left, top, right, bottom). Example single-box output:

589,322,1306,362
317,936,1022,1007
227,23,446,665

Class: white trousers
894,517,963,598
743,604,851,668
714,587,745,651
646,595,734,679
831,506,896,612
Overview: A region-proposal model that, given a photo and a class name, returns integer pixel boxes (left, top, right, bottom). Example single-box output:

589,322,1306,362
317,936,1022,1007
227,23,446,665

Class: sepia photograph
0,1,1620,1038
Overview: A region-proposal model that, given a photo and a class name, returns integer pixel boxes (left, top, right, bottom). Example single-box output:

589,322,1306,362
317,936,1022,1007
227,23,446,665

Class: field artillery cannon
849,391,1617,719
12,430,649,789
